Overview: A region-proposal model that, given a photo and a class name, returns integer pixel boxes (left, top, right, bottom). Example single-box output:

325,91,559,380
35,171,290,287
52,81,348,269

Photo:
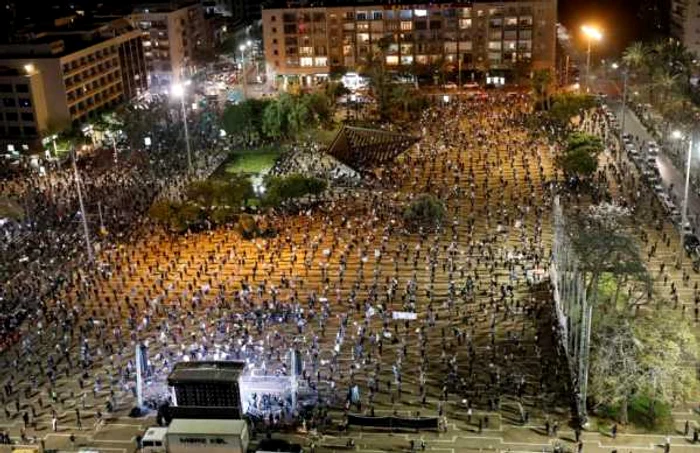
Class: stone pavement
1,96,700,453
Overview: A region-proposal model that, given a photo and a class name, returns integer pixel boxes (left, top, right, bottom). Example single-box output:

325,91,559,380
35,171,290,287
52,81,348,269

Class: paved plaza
2,95,700,453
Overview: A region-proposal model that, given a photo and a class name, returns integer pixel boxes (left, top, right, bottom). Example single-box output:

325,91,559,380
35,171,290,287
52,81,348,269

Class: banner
392,311,417,320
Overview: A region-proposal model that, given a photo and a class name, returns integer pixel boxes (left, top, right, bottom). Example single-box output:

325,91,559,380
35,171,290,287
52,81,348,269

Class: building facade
262,0,557,87
131,2,211,91
0,17,147,151
671,0,700,56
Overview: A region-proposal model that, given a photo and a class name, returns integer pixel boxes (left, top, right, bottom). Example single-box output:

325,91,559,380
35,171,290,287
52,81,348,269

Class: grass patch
305,126,341,147
593,396,675,433
215,146,281,177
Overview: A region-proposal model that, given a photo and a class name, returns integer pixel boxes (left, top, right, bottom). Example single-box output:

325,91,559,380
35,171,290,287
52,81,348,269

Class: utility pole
678,133,694,268
179,95,193,173
458,58,462,90
72,149,94,263
618,68,628,163
97,201,105,232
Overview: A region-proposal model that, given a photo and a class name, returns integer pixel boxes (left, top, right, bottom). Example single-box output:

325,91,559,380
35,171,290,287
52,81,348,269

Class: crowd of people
0,100,228,351
0,93,578,446
3,89,695,453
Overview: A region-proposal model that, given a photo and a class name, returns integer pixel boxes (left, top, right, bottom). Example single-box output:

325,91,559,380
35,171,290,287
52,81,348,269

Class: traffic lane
609,101,700,226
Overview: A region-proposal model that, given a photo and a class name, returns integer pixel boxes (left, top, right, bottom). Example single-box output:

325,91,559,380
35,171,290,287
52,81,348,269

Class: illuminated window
314,57,328,66
416,54,428,64
444,42,457,53
505,17,518,26
300,57,313,66
459,19,472,29
488,41,502,50
386,55,399,65
414,9,427,17
299,46,313,56
401,55,413,64
400,21,413,31
356,33,370,43
357,22,369,31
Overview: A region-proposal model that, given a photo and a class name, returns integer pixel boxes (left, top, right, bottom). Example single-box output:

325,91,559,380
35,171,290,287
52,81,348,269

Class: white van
142,427,168,453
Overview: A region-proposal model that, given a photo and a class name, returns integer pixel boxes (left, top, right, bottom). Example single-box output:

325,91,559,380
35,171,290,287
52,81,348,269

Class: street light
171,82,193,173
581,25,603,93
239,43,248,100
71,148,94,263
672,129,694,268
611,62,629,164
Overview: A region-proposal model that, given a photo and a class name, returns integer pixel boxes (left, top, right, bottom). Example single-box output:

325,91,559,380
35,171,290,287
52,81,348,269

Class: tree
590,306,699,425
622,42,648,72
569,202,650,309
359,36,393,120
555,132,603,178
532,69,552,110
403,194,445,230
589,310,640,424
223,102,254,140
262,100,286,139
547,94,597,128
262,173,327,207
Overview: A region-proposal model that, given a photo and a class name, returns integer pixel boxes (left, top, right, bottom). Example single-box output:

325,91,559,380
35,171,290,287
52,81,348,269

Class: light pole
72,148,94,263
581,25,603,93
239,43,248,100
612,62,628,163
673,129,693,267
50,134,61,171
171,82,193,173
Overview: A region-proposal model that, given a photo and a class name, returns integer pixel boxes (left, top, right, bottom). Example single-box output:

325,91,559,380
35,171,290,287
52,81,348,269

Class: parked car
683,234,700,254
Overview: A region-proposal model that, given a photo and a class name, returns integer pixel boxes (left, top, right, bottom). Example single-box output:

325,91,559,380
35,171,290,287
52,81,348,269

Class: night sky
559,0,657,56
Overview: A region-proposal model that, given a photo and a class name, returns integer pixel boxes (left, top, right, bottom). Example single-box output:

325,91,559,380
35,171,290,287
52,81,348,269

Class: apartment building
131,1,211,91
0,17,147,151
671,0,700,56
262,0,556,87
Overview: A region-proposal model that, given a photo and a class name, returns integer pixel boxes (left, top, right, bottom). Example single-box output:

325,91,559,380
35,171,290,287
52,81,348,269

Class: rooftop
132,0,201,14
166,418,247,436
0,17,138,58
168,361,246,385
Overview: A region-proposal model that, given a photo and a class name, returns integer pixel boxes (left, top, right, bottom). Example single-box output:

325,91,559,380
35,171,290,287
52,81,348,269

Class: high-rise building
262,0,556,87
671,0,700,56
130,1,211,91
0,16,147,151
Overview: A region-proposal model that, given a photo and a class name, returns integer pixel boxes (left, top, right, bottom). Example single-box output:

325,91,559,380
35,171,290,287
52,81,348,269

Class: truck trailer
164,419,249,453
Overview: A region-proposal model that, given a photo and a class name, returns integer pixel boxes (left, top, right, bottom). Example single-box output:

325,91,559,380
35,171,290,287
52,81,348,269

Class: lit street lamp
171,82,193,173
611,62,628,163
71,148,94,263
581,25,603,93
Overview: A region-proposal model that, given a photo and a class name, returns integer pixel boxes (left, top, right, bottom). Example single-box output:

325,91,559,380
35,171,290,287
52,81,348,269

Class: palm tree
622,42,648,72
653,70,679,104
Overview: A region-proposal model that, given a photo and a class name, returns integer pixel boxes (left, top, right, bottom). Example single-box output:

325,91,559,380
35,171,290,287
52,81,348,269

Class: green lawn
220,147,281,175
